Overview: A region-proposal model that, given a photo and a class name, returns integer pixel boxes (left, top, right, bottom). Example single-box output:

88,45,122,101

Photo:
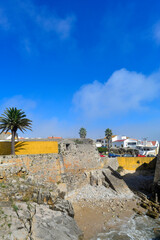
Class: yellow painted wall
0,142,12,155
117,157,155,171
0,141,58,155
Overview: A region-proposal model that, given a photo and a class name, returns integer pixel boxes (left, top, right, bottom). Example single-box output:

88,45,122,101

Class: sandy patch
72,198,143,240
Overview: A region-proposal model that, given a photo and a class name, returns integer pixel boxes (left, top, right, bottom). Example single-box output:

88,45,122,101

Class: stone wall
59,139,101,172
101,157,119,171
154,154,160,184
117,156,155,171
0,139,101,187
0,154,61,185
0,141,58,155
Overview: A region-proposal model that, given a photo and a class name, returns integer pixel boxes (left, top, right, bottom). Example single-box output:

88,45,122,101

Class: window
66,144,70,150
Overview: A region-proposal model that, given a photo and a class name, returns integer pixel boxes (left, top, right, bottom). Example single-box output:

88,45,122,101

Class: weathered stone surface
102,168,134,197
146,209,159,219
0,139,101,189
59,138,101,171
103,158,119,171
51,198,75,218
32,204,82,240
133,208,143,215
0,202,83,240
90,170,105,186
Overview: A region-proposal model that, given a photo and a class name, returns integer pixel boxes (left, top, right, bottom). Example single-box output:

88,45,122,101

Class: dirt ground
72,198,143,240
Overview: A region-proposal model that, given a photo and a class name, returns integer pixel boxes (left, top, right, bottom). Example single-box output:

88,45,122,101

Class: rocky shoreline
0,166,159,239
66,168,160,239
0,173,83,240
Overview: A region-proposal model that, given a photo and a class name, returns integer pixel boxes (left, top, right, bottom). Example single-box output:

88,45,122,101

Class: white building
96,138,112,148
112,138,137,148
96,134,159,156
136,140,159,156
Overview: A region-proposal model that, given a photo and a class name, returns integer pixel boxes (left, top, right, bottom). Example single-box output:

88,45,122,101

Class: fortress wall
62,143,101,172
0,154,61,184
0,140,101,186
0,141,58,155
118,157,155,171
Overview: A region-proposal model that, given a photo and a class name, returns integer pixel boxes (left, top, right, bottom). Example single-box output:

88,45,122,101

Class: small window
66,144,70,150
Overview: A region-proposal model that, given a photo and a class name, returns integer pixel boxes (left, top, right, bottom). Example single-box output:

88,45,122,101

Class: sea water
95,215,160,240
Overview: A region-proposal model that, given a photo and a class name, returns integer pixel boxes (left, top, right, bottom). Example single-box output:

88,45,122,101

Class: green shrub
12,204,18,212
117,166,124,173
97,147,108,153
58,144,61,154
74,139,83,144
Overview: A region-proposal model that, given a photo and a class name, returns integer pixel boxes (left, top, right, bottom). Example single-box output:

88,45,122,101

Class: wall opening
66,144,71,151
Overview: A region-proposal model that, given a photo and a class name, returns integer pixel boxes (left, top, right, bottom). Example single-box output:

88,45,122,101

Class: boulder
146,209,159,219
50,198,75,218
102,168,134,197
0,202,83,240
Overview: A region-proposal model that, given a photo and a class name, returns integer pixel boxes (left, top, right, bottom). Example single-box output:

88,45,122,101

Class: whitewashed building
96,134,159,156
136,140,159,156
112,138,137,148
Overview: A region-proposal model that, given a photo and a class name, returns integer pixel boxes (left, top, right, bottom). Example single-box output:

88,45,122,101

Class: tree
105,128,112,155
0,107,32,155
79,127,87,138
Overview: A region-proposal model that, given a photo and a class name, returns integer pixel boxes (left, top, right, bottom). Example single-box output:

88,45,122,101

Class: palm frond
0,107,32,135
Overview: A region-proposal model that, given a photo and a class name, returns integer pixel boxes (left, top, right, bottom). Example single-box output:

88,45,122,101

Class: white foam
95,215,160,240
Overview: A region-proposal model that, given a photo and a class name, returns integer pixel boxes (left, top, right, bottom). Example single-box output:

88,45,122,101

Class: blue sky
0,0,160,140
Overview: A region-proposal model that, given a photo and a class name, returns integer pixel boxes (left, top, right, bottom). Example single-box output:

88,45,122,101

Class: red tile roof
48,137,62,139
113,139,125,142
151,141,156,146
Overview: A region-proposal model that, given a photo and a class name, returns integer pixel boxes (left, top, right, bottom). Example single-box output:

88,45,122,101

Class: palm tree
0,107,32,155
79,127,87,138
105,128,112,155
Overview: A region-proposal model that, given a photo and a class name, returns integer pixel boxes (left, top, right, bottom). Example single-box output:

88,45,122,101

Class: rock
90,170,105,186
140,202,149,209
146,210,159,219
102,180,109,188
51,198,75,218
154,228,160,236
102,168,134,197
12,179,17,184
33,205,83,240
133,208,143,215
0,202,83,240
15,193,23,200
57,183,67,196
37,188,44,204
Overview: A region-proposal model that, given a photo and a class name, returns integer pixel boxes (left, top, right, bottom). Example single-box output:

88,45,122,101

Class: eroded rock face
0,202,83,240
88,168,134,198
0,174,83,240
51,198,75,218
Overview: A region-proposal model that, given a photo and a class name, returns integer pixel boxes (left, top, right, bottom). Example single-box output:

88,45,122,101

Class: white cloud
0,95,78,138
31,117,78,138
0,95,36,113
21,0,76,40
0,1,76,53
113,120,160,141
35,13,75,40
73,68,160,118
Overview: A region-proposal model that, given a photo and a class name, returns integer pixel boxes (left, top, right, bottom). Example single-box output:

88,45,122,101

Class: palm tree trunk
108,138,110,155
11,130,15,155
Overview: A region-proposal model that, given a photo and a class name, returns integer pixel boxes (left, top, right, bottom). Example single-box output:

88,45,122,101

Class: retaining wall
0,141,58,155
62,143,101,172
154,154,160,183
0,154,61,184
0,141,101,186
117,157,155,170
